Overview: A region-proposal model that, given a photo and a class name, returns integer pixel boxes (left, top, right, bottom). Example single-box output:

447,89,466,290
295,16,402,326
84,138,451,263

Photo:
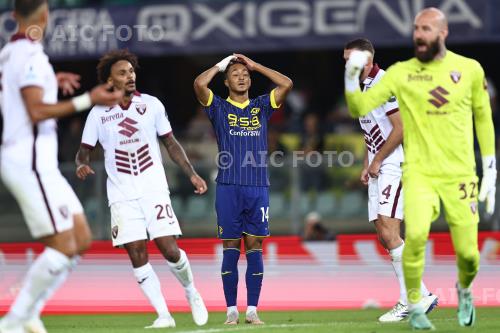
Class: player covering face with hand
194,54,292,325
344,8,496,330
76,49,208,329
343,38,438,323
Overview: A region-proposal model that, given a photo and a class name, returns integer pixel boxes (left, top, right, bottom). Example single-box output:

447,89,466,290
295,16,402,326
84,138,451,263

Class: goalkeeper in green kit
344,7,496,330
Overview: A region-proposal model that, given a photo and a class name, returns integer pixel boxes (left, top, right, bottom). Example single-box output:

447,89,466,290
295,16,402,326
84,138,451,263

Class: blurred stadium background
1,0,500,315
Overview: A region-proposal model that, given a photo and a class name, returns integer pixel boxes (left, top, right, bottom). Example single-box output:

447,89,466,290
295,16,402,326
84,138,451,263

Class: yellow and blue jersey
203,89,280,186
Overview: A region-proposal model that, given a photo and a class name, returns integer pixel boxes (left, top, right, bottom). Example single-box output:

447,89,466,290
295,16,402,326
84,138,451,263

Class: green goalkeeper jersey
346,51,495,178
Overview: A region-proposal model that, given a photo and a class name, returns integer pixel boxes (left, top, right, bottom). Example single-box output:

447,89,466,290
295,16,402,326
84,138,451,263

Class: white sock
420,280,430,296
29,255,81,319
133,263,170,318
167,249,196,297
9,247,71,320
246,305,257,315
389,242,407,305
227,306,238,315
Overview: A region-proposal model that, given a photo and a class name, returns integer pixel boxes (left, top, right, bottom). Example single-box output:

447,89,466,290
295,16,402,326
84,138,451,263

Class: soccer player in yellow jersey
344,8,496,330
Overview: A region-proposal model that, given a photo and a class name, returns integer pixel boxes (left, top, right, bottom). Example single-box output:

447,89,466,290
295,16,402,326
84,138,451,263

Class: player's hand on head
76,164,95,180
90,84,123,106
345,50,370,80
190,174,208,195
360,168,369,186
56,72,81,96
233,54,256,71
215,55,237,72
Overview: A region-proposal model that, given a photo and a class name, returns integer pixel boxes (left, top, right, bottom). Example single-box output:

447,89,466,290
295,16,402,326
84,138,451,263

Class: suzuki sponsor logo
117,117,139,137
428,86,450,108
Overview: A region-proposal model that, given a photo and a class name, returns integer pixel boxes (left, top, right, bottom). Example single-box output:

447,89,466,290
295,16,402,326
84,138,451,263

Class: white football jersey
82,92,172,205
0,35,59,173
359,64,404,167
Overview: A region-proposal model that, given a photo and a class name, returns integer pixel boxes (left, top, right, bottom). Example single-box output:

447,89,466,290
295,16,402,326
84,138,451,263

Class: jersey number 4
382,185,392,200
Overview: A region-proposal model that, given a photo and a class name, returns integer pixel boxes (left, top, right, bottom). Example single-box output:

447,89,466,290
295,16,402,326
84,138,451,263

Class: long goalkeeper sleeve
471,63,495,158
345,64,398,118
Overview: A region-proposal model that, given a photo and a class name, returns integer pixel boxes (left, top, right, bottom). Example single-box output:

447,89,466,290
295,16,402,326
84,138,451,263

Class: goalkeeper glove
215,55,237,72
344,50,370,92
479,155,497,215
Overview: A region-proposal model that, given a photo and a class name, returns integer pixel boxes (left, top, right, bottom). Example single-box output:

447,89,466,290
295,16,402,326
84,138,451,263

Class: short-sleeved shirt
81,92,172,205
359,64,404,167
203,89,280,186
0,35,59,173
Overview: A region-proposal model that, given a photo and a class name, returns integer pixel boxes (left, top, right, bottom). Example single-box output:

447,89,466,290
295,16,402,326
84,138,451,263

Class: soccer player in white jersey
75,50,209,328
0,1,122,333
343,38,438,322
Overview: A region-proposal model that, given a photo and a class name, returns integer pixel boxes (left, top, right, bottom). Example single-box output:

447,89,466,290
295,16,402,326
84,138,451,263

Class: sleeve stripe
386,108,399,116
270,88,281,109
199,90,213,107
80,143,95,150
159,131,173,138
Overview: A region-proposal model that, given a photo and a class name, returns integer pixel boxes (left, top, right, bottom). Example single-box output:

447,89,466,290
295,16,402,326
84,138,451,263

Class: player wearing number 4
343,38,438,323
76,50,208,329
345,8,496,330
194,54,292,325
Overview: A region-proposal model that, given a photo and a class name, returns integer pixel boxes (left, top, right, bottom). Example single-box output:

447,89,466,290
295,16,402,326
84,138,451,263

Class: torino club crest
136,103,147,115
450,70,461,84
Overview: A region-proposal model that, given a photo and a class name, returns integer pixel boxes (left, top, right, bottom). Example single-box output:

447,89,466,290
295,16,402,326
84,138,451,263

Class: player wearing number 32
194,54,292,325
345,8,496,330
76,50,208,329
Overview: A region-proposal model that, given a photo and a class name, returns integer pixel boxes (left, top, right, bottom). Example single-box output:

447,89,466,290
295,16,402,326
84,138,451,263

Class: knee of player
378,229,398,247
157,240,180,263
128,248,149,265
457,247,480,264
164,247,181,263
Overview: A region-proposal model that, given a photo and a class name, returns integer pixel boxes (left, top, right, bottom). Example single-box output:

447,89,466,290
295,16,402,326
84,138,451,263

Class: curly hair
96,49,139,83
15,0,47,18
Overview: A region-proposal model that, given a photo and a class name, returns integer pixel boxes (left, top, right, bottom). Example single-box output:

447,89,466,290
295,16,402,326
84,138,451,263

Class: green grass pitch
42,308,500,332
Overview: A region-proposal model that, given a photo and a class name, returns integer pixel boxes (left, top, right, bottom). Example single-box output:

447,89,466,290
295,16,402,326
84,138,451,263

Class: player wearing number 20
76,50,208,329
194,54,292,325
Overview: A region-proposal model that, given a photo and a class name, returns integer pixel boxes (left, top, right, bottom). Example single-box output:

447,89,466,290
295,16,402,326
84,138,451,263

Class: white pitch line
175,323,327,333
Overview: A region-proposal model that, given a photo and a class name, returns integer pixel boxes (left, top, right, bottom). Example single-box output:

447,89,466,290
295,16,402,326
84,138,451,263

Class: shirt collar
119,91,141,110
226,97,250,109
363,63,380,85
10,33,36,42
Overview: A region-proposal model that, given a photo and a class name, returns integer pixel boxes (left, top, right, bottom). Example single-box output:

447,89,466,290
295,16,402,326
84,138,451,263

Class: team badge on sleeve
450,71,461,84
112,226,119,239
470,202,477,214
135,103,147,115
